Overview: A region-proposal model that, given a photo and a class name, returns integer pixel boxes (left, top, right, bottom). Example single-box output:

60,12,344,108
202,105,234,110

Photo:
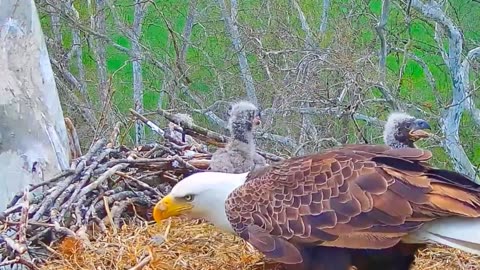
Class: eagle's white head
152,171,248,232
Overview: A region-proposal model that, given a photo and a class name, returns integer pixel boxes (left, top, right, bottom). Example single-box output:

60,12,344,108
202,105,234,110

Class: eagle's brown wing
225,144,480,264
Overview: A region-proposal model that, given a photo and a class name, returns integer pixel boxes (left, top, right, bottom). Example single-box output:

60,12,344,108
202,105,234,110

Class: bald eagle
348,113,432,270
153,145,480,270
209,101,266,173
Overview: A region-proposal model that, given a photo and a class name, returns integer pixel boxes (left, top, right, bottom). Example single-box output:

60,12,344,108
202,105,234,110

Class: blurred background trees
35,0,480,179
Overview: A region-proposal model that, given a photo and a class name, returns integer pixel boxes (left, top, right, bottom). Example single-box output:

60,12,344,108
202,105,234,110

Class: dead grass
41,217,268,270
413,245,480,270
41,217,480,270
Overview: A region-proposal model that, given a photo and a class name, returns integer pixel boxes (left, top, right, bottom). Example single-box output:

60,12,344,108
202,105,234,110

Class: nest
41,217,268,270
0,109,479,270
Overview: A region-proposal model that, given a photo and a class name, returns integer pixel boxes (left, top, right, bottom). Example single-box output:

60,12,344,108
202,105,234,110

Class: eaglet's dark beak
408,119,432,141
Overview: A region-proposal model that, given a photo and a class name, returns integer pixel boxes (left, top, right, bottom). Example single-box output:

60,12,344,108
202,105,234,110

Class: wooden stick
130,108,165,136
157,109,228,144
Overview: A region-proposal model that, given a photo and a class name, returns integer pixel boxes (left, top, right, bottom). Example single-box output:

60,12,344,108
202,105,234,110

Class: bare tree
91,0,109,108
66,1,89,105
132,1,148,144
410,0,480,182
0,1,70,267
179,0,197,69
291,0,315,48
25,0,478,182
319,0,330,34
376,0,390,84
374,0,404,111
216,0,258,105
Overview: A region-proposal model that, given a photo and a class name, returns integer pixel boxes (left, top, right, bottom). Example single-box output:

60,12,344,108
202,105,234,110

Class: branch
130,109,165,136
92,0,109,107
462,47,480,127
390,47,440,105
157,109,228,145
158,108,299,151
319,0,330,34
132,0,148,144
375,0,391,84
291,0,315,48
216,0,258,105
178,0,197,73
411,0,479,182
66,1,89,103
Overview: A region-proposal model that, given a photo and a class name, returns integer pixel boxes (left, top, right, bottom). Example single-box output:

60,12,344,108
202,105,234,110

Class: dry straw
42,216,480,270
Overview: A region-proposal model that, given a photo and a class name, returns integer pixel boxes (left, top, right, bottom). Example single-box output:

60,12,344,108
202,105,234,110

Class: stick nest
0,109,479,270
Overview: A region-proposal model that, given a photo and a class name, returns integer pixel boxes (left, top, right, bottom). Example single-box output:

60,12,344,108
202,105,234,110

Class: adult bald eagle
153,145,480,270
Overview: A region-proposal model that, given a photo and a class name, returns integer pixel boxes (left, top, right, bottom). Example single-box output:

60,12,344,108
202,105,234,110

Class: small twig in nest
3,236,27,254
31,161,86,221
107,121,122,148
28,170,75,193
115,172,161,195
127,252,153,270
0,256,40,270
17,188,29,251
78,163,128,198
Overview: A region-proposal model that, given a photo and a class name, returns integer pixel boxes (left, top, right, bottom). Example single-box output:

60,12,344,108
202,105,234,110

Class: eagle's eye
184,194,194,202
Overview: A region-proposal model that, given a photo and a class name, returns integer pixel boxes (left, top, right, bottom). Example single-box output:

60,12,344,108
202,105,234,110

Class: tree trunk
132,1,146,145
0,0,70,212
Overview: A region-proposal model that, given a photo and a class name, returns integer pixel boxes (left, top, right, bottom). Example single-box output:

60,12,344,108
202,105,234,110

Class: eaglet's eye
184,194,194,201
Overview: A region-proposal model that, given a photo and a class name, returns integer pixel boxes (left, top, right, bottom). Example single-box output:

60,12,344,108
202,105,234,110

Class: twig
103,197,117,234
107,121,122,148
115,172,161,195
3,236,27,254
28,170,75,192
17,188,29,251
60,161,99,219
130,108,165,136
351,114,369,144
128,254,152,270
31,161,86,221
78,163,129,198
0,256,40,270
157,109,228,144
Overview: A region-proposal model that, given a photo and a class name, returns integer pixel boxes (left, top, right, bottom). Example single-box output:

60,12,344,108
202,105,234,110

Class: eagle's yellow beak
152,194,193,223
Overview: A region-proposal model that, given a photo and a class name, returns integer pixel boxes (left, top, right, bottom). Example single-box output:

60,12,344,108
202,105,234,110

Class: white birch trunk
217,0,258,105
0,0,70,211
133,1,146,145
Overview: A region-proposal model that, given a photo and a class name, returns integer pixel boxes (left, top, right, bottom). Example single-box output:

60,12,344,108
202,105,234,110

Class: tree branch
462,46,480,127
375,0,391,84
411,0,479,182
216,0,258,105
291,0,315,49
319,0,330,34
132,0,148,144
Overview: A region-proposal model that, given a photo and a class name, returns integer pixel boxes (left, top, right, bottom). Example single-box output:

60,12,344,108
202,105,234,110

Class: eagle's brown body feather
225,145,480,268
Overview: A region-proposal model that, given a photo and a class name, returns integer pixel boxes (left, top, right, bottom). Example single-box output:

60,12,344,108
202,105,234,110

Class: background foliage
36,0,480,172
